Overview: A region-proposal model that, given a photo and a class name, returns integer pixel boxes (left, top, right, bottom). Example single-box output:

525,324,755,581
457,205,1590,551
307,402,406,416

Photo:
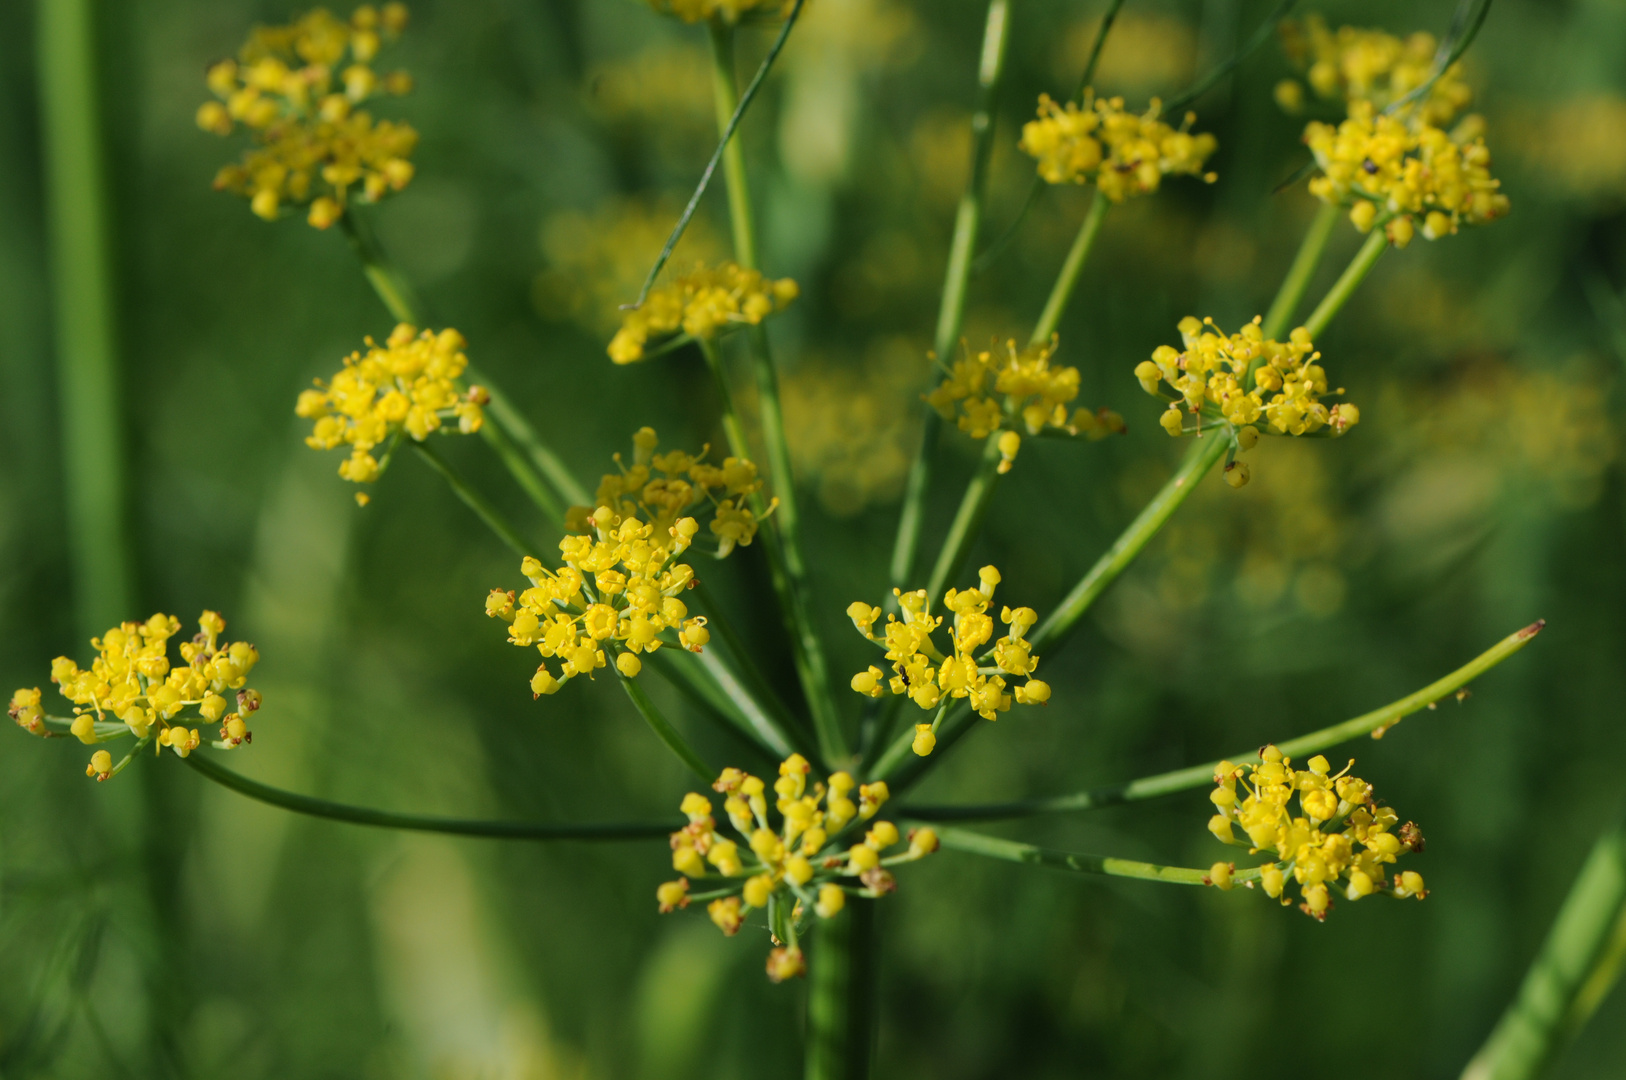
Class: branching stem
184,752,674,839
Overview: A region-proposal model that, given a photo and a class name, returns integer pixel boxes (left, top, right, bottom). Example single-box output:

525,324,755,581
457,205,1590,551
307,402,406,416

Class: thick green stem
619,665,715,783
411,441,534,559
1030,191,1109,345
889,0,1011,598
805,899,877,1080
1462,815,1626,1080
699,338,846,763
185,753,672,839
707,23,845,764
906,621,1545,821
39,0,133,634
341,213,589,517
934,826,1275,885
1303,226,1389,339
924,434,1003,607
1261,201,1340,339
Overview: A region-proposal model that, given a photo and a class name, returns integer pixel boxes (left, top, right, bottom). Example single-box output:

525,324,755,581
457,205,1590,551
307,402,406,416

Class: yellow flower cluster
1305,101,1509,244
485,459,730,696
645,0,792,24
566,427,769,558
1277,16,1472,127
11,613,262,781
1206,745,1427,920
296,324,486,491
198,4,417,228
925,339,1125,474
847,567,1050,754
1135,316,1357,484
609,263,800,364
1018,91,1218,201
657,755,935,982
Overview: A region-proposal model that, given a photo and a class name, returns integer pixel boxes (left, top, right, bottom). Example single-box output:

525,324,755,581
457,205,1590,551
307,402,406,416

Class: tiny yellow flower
1138,317,1359,479
657,756,934,980
23,611,265,778
199,5,418,227
1280,16,1473,127
1020,91,1218,199
297,324,485,487
609,262,798,363
846,568,1054,731
1204,745,1426,919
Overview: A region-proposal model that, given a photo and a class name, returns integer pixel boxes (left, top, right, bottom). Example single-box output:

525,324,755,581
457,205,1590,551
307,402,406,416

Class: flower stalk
1303,227,1389,338
890,0,1012,600
1261,200,1341,339
905,621,1545,821
706,20,846,764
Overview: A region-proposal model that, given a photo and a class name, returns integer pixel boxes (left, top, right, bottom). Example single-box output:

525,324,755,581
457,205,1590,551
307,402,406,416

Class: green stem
1261,201,1340,339
707,20,759,269
934,826,1273,886
1030,190,1109,346
1303,226,1389,339
643,647,782,759
618,664,715,783
699,338,847,764
911,189,1107,616
889,0,1011,599
1033,433,1228,653
924,434,1003,608
184,752,673,839
340,213,590,516
693,579,810,758
410,441,534,559
805,899,877,1080
38,0,134,634
1461,814,1626,1080
707,22,845,763
905,621,1545,821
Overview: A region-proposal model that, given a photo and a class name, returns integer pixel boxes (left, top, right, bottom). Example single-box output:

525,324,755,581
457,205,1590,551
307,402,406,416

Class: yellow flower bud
911,724,936,756
815,883,846,919
742,874,774,909
615,652,642,678
86,750,113,780
1208,862,1234,890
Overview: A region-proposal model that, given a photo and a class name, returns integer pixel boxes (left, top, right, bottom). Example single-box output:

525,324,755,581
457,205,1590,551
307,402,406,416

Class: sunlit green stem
889,0,1011,600
1261,201,1340,339
619,664,715,782
934,827,1274,884
1303,226,1389,339
1030,191,1109,345
706,22,845,764
185,752,673,839
1461,815,1626,1080
698,338,847,764
410,441,533,559
925,434,1003,607
693,579,810,758
906,621,1545,821
805,900,877,1080
644,649,781,759
340,213,589,519
39,0,133,634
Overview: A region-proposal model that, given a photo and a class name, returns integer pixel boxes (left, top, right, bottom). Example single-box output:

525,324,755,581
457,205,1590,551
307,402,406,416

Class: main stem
889,0,1011,599
1461,816,1626,1080
805,900,878,1080
706,24,846,765
39,0,133,636
699,339,842,766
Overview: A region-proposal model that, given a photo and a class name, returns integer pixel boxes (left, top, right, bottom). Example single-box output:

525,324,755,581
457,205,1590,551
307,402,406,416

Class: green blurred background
2,0,1625,1075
